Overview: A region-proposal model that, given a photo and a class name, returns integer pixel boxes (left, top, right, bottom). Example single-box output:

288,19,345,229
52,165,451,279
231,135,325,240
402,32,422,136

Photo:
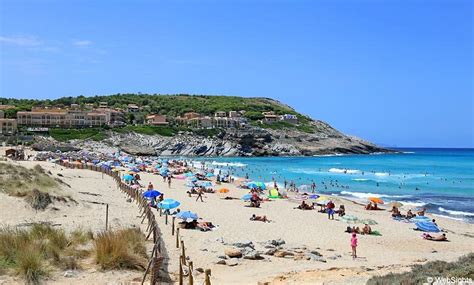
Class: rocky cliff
57,120,390,156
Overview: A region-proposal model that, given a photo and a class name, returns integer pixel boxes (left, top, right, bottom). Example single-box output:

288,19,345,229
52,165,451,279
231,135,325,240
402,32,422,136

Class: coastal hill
1,94,390,156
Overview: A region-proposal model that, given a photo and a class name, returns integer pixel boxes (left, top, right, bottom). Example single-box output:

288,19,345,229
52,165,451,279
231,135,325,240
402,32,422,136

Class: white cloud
0,36,42,46
72,40,93,47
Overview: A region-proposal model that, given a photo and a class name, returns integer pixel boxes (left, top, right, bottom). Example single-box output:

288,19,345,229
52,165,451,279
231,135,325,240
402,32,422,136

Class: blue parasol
175,211,199,220
143,190,161,199
158,198,181,210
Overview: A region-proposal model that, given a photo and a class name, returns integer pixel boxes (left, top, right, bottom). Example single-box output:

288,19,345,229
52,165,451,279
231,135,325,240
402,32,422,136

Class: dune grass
0,224,95,284
94,228,147,270
0,163,59,197
366,253,474,285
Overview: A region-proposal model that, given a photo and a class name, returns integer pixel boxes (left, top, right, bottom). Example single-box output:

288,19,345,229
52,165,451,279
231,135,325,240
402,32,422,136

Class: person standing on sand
196,187,204,202
167,176,172,188
351,233,358,259
327,200,335,220
311,181,316,193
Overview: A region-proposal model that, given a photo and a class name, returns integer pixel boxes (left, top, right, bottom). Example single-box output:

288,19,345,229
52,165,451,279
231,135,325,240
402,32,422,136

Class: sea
190,148,474,223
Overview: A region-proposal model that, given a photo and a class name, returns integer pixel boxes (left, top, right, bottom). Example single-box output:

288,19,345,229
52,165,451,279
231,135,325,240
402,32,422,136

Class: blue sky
0,0,472,147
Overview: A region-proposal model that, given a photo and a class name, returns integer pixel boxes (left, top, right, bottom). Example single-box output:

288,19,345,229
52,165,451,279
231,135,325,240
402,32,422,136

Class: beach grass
0,224,146,283
367,253,474,285
94,228,147,270
0,163,59,197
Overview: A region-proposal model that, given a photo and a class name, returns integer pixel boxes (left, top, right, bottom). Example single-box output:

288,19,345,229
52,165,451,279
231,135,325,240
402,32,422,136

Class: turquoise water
192,148,474,223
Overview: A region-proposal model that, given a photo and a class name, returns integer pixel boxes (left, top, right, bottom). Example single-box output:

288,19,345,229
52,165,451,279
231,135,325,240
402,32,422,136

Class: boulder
264,248,277,256
233,241,254,249
216,260,226,265
243,250,262,260
227,260,239,267
225,247,242,258
273,250,294,258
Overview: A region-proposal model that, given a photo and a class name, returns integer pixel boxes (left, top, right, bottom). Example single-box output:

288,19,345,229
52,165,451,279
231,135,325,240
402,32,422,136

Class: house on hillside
146,114,169,126
280,114,298,124
126,104,140,113
262,111,278,123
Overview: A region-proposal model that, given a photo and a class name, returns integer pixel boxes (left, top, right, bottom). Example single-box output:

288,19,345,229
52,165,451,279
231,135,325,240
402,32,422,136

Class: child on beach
351,233,358,259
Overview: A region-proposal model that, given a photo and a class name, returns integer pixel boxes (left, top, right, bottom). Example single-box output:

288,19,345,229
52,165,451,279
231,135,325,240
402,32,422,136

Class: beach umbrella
175,211,199,220
255,182,266,189
360,219,378,225
415,221,440,233
184,172,194,177
175,175,186,180
189,177,198,182
308,194,320,199
246,182,258,189
268,189,280,198
241,194,253,201
143,190,161,199
341,215,359,224
410,216,431,223
123,174,133,181
206,173,215,177
218,188,230,193
158,199,181,210
369,197,384,204
198,181,213,187
388,201,403,208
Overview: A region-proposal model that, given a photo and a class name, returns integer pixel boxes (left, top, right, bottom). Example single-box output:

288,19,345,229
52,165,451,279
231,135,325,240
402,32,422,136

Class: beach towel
370,230,382,236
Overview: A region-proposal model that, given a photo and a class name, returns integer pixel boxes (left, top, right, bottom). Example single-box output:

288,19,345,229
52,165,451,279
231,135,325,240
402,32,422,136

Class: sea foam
438,207,474,217
340,191,410,199
329,168,360,174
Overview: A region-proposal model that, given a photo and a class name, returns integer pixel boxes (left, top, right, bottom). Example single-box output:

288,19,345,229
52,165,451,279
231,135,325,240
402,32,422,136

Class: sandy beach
1,152,472,284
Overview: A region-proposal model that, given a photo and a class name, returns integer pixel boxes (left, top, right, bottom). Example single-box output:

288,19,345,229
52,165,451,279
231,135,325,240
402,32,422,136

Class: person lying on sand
362,224,372,235
423,233,448,241
197,221,215,231
250,214,270,223
296,200,313,210
345,226,361,234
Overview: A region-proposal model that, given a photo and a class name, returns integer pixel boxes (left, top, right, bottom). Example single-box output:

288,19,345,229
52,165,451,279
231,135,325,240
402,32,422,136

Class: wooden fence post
172,217,175,236
188,261,194,285
176,228,180,248
105,204,109,231
181,240,186,265
179,256,184,285
204,269,211,285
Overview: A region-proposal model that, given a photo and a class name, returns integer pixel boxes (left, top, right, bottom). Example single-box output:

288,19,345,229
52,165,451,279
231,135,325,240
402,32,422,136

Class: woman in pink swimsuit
351,233,358,259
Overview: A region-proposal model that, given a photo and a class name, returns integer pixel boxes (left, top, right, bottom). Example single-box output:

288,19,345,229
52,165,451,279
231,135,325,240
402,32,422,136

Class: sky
0,0,472,148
